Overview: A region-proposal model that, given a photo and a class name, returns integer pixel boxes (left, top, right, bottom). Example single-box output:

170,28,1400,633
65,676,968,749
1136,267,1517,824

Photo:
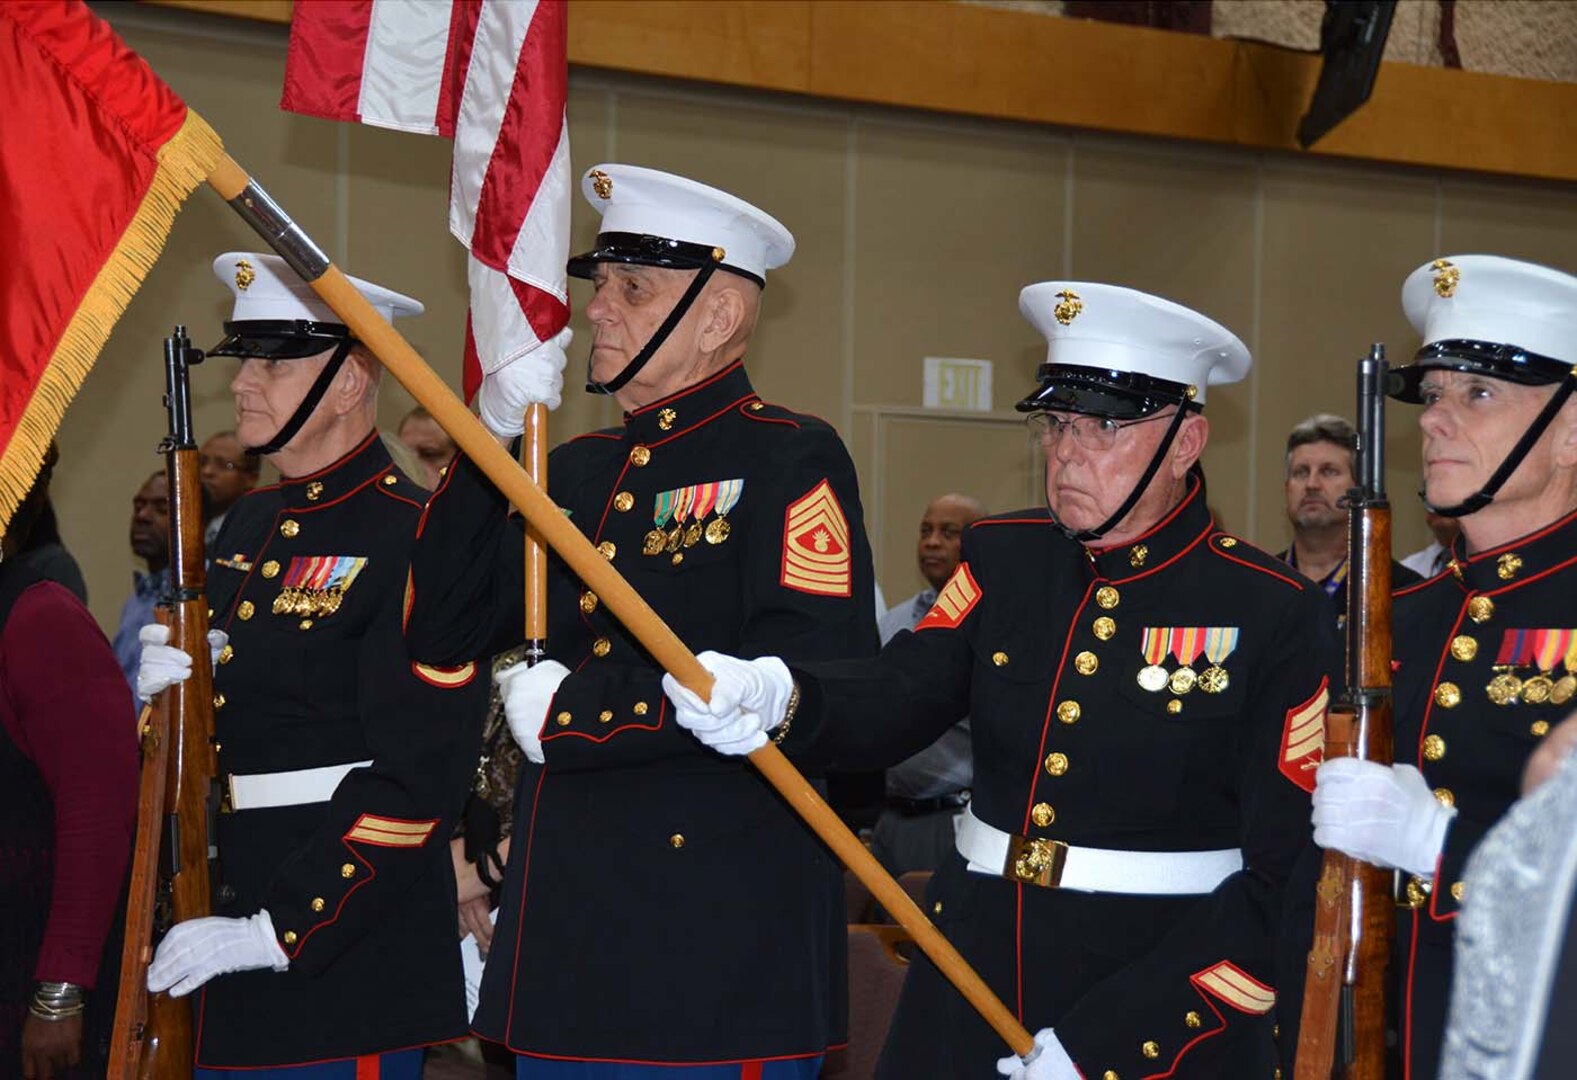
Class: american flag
282,0,571,400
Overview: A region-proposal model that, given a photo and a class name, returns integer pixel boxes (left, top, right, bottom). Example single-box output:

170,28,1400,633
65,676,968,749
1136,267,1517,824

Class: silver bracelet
29,981,86,1021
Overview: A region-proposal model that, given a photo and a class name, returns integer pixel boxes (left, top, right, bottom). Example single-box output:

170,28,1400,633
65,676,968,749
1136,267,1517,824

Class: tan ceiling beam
137,0,1577,183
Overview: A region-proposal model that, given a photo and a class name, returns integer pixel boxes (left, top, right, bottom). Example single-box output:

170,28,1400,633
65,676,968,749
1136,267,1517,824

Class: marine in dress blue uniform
1312,254,1577,1080
142,254,488,1078
404,166,877,1079
666,283,1342,1079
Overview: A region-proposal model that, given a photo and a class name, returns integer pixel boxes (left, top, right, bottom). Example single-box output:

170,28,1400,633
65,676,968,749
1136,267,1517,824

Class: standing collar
1084,474,1212,582
1443,503,1577,593
274,431,394,508
622,361,757,445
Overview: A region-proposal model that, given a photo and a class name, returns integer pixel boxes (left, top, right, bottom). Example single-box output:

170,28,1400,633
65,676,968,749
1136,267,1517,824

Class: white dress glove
1312,758,1456,878
661,650,794,756
146,910,289,997
136,624,230,703
477,327,573,436
495,659,570,764
997,1028,1079,1079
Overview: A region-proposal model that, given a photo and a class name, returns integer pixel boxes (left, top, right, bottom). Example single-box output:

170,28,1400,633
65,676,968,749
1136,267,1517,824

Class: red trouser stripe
355,1055,379,1080
740,1063,764,1080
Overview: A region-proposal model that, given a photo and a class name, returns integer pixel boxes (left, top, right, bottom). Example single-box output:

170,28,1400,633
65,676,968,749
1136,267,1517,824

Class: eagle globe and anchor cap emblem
234,258,256,291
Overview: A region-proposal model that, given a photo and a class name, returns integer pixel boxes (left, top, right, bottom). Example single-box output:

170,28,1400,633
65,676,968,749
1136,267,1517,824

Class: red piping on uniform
541,698,667,744
1142,994,1228,1080
1207,544,1304,590
1087,475,1201,557
1484,551,1577,596
971,517,1051,528
1113,526,1210,585
645,394,759,447
502,768,550,1051
628,360,745,416
193,1035,467,1071
1459,503,1577,563
244,431,384,497
507,1046,835,1066
591,458,637,545
1404,908,1421,1080
287,841,375,958
1418,603,1469,771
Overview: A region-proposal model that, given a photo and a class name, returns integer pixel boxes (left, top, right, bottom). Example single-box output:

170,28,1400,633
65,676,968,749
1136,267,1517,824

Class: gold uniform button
593,637,612,657
613,491,635,512
748,401,765,411
1434,682,1462,708
1044,752,1069,777
1095,586,1120,609
1218,537,1238,548
1533,719,1551,737
633,701,649,716
282,930,298,945
218,644,234,665
213,693,226,709
305,481,324,501
1103,1072,1121,1080
555,711,572,726
671,552,684,566
669,833,685,849
597,541,617,561
261,560,281,579
1073,651,1098,675
299,619,314,631
341,863,356,878
629,445,651,467
382,474,399,486
1467,595,1495,623
1423,734,1446,761
1434,787,1455,808
932,901,943,915
1031,802,1055,827
237,601,255,621
1141,1041,1159,1059
280,519,300,538
1092,616,1116,641
310,897,325,913
1451,880,1466,902
1184,1011,1201,1029
992,651,1009,667
1056,700,1080,724
598,710,614,724
580,591,598,614
1449,634,1477,661
1167,699,1183,715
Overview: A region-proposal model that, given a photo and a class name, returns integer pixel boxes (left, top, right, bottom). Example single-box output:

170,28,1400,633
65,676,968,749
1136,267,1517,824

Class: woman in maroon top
0,482,138,1079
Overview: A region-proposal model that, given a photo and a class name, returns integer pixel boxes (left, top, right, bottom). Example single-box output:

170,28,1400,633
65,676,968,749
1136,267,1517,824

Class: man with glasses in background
662,281,1340,1080
198,430,259,548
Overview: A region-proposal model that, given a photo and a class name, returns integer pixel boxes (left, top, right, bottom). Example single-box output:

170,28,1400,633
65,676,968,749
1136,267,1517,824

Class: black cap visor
209,320,353,360
1015,364,1198,419
1389,339,1571,403
568,232,764,288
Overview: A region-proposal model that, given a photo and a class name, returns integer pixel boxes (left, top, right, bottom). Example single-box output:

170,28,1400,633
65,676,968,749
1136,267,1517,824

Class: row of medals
272,586,347,618
1137,663,1230,695
643,514,731,556
1487,666,1577,706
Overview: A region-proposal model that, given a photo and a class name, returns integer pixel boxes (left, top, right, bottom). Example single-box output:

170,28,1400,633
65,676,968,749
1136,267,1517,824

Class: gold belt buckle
1004,834,1069,888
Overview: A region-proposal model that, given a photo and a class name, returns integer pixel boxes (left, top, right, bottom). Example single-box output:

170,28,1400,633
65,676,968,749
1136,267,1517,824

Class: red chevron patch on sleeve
915,563,982,631
781,479,852,597
1280,677,1329,792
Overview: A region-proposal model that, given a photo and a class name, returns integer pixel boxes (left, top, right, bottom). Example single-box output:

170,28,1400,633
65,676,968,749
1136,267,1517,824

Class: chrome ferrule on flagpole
226,179,331,281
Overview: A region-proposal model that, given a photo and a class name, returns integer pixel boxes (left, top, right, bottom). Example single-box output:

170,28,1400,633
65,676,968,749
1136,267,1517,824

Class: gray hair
1285,413,1355,477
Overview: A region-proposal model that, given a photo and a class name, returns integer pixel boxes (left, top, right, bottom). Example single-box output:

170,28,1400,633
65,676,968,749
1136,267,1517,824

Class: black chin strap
1422,372,1577,518
585,261,721,396
1048,395,1198,542
244,339,355,456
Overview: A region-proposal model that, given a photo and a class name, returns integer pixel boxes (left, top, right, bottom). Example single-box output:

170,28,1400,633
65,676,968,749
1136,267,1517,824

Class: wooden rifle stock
109,328,218,1080
1296,348,1396,1080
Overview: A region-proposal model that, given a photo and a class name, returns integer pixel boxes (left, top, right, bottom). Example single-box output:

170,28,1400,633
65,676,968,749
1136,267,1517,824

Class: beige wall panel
1439,175,1577,272
851,117,1067,409
870,415,1037,604
611,89,850,432
1257,161,1434,554
1069,137,1260,535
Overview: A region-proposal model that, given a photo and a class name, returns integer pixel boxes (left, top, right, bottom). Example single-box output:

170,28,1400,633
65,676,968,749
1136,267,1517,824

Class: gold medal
1169,665,1197,695
643,529,667,556
1552,674,1577,705
1486,672,1522,706
1522,675,1554,704
705,517,731,544
1198,665,1230,694
684,522,703,547
1137,665,1168,692
666,526,684,553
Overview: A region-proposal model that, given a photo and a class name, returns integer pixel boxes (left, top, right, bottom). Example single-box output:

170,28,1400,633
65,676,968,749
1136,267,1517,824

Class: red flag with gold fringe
0,0,222,531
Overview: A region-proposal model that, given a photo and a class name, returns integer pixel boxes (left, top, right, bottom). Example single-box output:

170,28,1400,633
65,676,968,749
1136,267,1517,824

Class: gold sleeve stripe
1194,962,1276,1014
344,814,438,848
412,660,478,688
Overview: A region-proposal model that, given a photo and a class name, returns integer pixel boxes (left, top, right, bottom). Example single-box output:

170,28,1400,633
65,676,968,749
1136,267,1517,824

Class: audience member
397,405,458,491
109,471,171,698
199,431,259,548
1400,509,1460,579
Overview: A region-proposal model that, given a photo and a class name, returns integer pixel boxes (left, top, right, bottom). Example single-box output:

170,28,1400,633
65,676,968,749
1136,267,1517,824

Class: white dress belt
227,759,373,811
956,804,1243,895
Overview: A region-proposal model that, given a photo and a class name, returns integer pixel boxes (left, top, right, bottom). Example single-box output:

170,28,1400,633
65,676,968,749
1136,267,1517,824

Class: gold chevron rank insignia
344,814,437,848
1280,678,1330,792
781,479,852,597
915,563,981,632
412,661,477,688
1191,961,1276,1014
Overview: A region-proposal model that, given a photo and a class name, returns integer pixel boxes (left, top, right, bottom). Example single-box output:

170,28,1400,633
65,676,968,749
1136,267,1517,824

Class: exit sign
923,356,993,411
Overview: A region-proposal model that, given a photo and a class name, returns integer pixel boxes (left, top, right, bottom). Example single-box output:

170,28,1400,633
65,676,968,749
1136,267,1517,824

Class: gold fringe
0,109,223,536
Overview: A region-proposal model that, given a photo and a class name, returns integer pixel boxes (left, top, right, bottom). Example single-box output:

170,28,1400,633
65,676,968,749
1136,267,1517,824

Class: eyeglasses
1025,410,1172,452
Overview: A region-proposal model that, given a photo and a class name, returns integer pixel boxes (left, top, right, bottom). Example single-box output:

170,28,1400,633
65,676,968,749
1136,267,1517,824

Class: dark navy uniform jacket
405,362,877,1065
1388,506,1577,1080
196,433,487,1069
782,479,1340,1079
